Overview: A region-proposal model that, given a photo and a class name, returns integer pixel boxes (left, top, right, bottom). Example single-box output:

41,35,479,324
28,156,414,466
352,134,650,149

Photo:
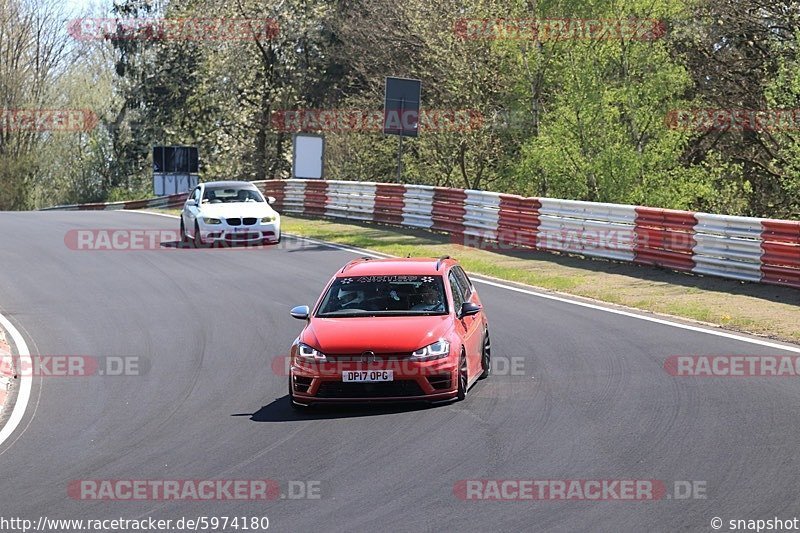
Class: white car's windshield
316,275,448,317
203,187,264,203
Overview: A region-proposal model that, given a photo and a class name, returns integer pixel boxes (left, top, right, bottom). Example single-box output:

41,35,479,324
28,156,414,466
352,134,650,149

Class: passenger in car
411,284,444,312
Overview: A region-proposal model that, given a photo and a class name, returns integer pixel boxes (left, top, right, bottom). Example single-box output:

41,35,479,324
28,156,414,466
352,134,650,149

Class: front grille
325,354,411,362
316,380,425,398
226,218,241,226
225,232,260,241
243,217,257,225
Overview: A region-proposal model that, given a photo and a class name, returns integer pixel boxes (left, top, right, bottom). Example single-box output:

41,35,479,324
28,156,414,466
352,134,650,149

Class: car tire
180,219,188,245
193,222,204,248
479,330,491,379
457,350,468,401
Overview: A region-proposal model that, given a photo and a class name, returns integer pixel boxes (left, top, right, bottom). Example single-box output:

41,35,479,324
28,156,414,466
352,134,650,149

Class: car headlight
202,217,221,225
297,342,327,362
260,215,276,223
410,339,450,361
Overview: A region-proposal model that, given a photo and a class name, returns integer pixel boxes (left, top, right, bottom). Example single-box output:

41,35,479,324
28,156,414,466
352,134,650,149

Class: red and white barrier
634,207,696,272
259,180,800,290
761,219,800,289
43,179,800,290
375,184,405,225
538,199,637,262
402,185,435,229
464,190,500,241
692,213,764,282
498,194,540,248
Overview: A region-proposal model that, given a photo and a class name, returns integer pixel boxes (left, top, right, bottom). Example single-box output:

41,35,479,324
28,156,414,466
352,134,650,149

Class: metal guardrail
41,179,800,290
260,179,800,289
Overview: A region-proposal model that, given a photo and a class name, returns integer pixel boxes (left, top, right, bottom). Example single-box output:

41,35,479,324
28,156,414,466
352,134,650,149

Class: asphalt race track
1,210,800,533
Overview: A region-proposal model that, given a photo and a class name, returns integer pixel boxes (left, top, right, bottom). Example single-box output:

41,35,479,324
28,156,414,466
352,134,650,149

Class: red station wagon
288,256,491,407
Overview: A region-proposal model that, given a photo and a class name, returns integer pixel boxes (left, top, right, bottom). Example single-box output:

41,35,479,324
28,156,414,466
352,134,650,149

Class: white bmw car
180,181,281,246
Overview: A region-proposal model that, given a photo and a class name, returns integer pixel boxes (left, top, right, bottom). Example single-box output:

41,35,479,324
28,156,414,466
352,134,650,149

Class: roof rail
435,255,451,270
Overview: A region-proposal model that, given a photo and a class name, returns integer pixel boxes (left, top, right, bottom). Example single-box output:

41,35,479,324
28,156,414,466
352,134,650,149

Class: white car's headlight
297,342,327,362
260,215,276,223
202,217,222,225
410,340,450,361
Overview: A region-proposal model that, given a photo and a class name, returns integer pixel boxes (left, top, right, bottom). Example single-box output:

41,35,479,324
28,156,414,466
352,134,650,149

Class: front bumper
199,221,280,244
290,358,459,404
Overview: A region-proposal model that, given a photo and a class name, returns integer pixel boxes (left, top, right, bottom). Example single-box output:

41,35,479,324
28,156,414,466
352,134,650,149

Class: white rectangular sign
293,134,324,179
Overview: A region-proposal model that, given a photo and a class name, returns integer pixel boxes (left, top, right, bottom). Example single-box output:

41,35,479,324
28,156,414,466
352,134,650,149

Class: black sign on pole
152,146,199,174
384,77,421,137
384,77,421,182
152,146,200,195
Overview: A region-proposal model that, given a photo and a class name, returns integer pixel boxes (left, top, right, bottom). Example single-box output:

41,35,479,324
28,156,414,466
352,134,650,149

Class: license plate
342,370,394,382
233,226,247,232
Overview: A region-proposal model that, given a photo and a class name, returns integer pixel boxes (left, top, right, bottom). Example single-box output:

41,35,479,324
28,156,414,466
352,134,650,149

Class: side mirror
267,196,277,204
186,199,197,206
290,305,310,320
459,302,481,318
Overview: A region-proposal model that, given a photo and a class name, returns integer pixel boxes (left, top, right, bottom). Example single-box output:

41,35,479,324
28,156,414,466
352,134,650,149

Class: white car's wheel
180,218,189,244
193,222,204,248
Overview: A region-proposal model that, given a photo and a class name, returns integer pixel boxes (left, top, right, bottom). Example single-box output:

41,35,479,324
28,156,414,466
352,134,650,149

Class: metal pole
397,131,403,183
396,97,404,183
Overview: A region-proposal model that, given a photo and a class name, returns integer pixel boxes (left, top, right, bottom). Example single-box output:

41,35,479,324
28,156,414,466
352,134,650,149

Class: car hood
198,202,277,218
302,315,453,354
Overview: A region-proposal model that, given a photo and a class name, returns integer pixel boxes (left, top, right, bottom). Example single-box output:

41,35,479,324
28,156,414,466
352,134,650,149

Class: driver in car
337,289,364,309
411,283,444,312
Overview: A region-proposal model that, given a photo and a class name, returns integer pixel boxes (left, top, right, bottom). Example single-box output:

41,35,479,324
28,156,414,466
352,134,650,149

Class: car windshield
316,275,448,317
203,186,264,203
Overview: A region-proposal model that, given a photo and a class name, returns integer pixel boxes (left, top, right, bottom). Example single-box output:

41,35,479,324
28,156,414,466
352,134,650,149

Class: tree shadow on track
232,395,434,422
